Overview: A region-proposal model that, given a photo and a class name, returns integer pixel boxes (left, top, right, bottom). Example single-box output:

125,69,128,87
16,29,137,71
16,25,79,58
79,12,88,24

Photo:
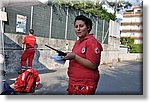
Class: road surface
4,60,143,95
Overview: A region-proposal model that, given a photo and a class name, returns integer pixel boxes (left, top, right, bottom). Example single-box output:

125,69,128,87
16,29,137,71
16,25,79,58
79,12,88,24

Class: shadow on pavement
4,69,57,80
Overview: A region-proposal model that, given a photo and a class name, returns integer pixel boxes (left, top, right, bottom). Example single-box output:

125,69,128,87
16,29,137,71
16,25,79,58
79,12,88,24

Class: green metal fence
4,4,109,44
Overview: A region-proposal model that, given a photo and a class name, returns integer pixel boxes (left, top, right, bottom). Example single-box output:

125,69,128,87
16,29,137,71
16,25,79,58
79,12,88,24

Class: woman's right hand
62,52,76,60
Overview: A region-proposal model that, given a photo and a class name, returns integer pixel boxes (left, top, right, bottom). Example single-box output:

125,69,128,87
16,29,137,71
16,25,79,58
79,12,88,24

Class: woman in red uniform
63,15,103,95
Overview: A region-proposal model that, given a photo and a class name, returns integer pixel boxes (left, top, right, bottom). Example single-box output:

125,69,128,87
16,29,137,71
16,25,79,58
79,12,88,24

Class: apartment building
121,6,143,44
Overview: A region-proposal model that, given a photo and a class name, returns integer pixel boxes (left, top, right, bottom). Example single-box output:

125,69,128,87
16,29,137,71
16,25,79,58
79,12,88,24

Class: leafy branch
51,1,116,21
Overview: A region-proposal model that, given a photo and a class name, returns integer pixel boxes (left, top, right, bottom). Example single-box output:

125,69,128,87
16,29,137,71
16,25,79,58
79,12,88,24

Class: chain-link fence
4,4,109,44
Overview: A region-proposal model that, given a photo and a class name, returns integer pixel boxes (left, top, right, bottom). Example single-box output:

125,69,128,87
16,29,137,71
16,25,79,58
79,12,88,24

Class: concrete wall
4,33,142,73
4,33,75,72
4,32,121,72
118,53,143,61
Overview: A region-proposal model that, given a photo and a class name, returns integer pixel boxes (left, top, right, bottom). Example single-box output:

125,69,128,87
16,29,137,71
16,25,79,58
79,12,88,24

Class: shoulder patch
95,48,100,54
82,47,86,54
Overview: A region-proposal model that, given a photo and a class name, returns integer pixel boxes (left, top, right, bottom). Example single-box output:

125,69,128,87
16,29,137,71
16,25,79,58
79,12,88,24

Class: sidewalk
5,60,143,95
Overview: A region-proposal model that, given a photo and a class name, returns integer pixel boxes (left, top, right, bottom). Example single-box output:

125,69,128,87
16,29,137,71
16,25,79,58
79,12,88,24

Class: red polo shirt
68,34,103,86
24,35,36,49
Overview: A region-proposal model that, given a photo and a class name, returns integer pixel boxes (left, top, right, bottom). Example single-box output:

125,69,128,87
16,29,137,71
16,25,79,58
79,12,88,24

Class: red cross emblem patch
95,48,100,54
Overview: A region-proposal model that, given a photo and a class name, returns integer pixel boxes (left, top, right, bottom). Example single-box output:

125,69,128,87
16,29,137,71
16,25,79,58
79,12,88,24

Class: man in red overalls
19,29,36,73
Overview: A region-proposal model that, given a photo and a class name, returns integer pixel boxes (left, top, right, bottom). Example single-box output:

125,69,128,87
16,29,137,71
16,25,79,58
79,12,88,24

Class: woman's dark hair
74,15,92,33
29,29,34,34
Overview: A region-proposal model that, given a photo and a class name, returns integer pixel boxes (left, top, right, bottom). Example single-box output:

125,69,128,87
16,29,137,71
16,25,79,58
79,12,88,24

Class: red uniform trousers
68,83,97,95
21,48,35,68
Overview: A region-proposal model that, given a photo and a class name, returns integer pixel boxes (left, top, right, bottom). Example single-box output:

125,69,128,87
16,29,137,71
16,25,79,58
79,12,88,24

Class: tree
49,0,116,21
106,0,132,15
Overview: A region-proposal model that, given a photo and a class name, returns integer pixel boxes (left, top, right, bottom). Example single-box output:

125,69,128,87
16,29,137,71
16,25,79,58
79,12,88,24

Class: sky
106,0,142,6
124,0,143,5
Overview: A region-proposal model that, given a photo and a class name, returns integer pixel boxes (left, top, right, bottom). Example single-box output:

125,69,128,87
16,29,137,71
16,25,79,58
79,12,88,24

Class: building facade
121,6,143,44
